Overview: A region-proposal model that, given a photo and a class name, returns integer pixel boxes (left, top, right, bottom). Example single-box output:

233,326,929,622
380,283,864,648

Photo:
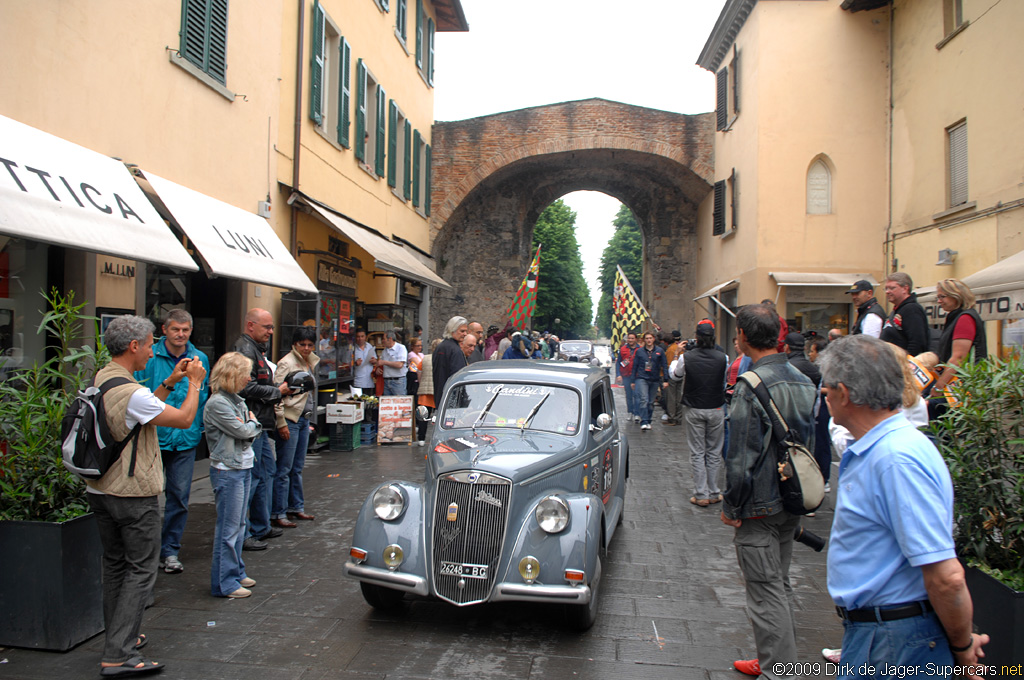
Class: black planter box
0,513,104,651
965,565,1024,668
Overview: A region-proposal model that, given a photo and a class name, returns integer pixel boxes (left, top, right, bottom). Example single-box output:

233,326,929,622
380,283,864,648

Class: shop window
807,158,832,215
947,120,968,207
355,60,386,177
0,239,49,377
179,0,228,85
310,3,351,149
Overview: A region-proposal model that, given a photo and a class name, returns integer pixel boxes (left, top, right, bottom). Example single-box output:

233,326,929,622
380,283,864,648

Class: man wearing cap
846,280,885,338
784,332,821,386
880,272,930,355
669,319,728,505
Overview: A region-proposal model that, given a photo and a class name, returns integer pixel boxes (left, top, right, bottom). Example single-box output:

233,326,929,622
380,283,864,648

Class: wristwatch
949,634,974,653
161,380,173,391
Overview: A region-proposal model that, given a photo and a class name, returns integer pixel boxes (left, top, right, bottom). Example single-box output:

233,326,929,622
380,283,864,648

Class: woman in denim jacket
203,352,263,598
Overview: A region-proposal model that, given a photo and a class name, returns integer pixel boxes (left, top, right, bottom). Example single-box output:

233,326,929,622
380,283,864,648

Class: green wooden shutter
424,143,432,216
381,0,389,10
207,0,228,84
732,50,741,115
415,0,423,68
403,121,412,200
716,68,728,131
396,0,407,42
309,0,325,125
427,18,435,86
713,180,726,235
375,86,386,177
355,59,366,161
387,100,398,187
412,129,421,207
181,0,228,85
338,38,351,147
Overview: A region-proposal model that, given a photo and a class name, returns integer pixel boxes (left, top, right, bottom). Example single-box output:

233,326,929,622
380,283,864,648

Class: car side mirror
416,405,432,422
589,413,612,431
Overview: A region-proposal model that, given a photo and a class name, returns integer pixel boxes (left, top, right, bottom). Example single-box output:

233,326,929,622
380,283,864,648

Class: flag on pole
506,245,541,330
612,265,654,351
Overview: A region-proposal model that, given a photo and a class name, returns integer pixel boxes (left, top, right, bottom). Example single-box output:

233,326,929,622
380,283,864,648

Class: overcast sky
434,0,730,318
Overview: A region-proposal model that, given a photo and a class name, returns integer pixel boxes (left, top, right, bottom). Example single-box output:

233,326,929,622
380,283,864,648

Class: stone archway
428,98,714,337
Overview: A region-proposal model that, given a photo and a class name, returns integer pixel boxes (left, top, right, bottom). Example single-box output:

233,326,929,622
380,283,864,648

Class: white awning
298,197,452,291
770,272,879,287
694,279,737,318
918,249,1024,321
0,114,197,270
143,172,316,293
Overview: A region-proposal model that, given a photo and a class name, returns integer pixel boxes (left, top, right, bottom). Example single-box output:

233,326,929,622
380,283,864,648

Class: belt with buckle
836,600,932,623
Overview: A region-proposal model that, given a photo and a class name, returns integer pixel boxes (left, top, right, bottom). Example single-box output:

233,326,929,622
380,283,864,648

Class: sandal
708,494,723,504
689,496,710,507
99,656,164,676
134,634,147,650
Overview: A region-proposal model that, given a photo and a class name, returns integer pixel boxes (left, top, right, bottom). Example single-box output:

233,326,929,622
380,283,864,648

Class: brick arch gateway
428,99,715,338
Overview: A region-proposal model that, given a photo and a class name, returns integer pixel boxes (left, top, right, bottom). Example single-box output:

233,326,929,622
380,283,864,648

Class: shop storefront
771,272,880,337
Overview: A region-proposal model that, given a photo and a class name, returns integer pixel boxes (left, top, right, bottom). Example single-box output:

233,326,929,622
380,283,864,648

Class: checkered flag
612,265,654,351
506,245,541,330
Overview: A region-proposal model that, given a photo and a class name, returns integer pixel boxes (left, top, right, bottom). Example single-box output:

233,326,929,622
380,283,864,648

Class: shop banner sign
923,289,1024,323
377,395,414,445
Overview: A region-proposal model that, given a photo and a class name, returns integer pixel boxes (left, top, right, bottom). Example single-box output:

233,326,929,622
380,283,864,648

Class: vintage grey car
343,360,628,630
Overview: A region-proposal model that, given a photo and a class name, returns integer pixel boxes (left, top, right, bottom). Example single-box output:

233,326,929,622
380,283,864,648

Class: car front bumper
343,561,430,596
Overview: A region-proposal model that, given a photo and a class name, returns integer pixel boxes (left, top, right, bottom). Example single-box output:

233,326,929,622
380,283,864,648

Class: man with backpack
87,315,206,676
720,304,816,680
134,309,210,576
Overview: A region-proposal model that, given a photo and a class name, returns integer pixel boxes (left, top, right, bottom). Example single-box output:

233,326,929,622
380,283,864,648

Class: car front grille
431,472,511,605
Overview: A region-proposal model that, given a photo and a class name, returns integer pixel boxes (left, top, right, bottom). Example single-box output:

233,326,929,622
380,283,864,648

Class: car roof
453,360,606,389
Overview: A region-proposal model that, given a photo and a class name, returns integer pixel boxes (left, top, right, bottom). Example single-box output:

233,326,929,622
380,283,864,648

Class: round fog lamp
383,544,404,570
372,484,405,520
536,495,570,533
519,556,540,584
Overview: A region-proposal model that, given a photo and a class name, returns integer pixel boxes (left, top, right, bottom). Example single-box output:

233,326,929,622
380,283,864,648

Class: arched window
807,159,832,215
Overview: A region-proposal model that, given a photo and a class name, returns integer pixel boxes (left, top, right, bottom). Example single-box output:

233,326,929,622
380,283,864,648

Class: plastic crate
330,423,361,451
360,424,377,445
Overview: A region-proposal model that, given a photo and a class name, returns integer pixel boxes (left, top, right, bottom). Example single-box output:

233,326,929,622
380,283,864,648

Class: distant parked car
592,344,613,371
343,360,628,630
558,340,595,364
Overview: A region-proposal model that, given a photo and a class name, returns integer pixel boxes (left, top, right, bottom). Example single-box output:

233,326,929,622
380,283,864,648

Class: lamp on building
936,248,958,266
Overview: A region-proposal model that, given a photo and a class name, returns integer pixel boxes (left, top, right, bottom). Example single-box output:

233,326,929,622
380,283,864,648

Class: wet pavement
0,389,843,679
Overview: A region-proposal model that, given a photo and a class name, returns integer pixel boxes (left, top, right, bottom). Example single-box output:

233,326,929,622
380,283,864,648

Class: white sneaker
824,482,832,493
633,415,640,423
227,587,251,598
161,555,183,574
822,648,842,663
641,423,651,430
661,414,669,421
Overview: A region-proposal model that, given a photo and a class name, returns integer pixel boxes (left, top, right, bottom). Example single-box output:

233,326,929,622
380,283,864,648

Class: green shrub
0,289,108,522
930,352,1024,588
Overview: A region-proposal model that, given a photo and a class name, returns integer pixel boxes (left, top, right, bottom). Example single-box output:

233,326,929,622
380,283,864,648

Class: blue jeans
622,376,637,415
634,378,658,425
383,377,406,395
160,447,196,559
210,467,251,597
246,432,275,539
839,610,954,679
272,417,309,518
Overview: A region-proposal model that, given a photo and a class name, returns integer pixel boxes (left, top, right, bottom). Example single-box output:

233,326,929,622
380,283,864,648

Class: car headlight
536,495,570,533
372,484,405,520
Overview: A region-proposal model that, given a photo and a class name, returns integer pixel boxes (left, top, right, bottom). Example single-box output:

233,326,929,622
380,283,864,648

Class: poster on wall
377,395,414,445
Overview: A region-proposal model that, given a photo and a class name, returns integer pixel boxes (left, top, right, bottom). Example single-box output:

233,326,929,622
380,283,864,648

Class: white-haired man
432,316,469,405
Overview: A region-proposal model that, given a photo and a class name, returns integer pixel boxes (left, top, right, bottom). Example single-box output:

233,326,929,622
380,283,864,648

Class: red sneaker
733,659,761,676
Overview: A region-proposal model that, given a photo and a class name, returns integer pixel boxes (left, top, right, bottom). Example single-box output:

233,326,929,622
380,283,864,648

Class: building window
387,101,409,192
309,3,351,148
807,158,832,214
712,169,737,235
948,120,968,207
715,48,740,132
410,131,431,214
713,180,726,235
403,120,412,200
373,0,390,12
414,0,434,87
395,0,407,44
943,0,964,36
180,0,228,85
355,60,386,177
729,168,738,229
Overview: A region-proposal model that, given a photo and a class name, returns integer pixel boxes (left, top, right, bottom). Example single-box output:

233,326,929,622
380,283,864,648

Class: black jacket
681,348,727,409
432,338,468,406
879,293,930,355
234,333,282,429
938,307,987,364
853,297,886,336
787,351,821,386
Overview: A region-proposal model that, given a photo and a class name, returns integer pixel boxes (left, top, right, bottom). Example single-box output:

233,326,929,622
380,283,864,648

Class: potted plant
0,289,109,651
930,352,1024,667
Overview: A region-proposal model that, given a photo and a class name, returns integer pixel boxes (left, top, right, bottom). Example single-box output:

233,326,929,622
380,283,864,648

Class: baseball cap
845,279,874,295
785,332,805,350
695,319,715,336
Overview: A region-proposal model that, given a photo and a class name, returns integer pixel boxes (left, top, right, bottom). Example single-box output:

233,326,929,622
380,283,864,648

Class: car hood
430,428,581,482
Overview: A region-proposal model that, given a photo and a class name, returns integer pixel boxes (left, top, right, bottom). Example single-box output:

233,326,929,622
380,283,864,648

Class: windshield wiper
520,393,550,432
472,389,502,432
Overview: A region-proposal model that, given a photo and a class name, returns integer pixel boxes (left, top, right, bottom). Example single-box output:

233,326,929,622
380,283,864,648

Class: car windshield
560,342,591,354
439,383,581,435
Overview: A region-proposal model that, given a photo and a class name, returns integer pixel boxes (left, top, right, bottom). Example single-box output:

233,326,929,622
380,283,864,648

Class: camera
794,525,826,552
683,338,697,351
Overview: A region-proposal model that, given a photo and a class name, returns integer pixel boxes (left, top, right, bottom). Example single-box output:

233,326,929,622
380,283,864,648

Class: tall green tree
595,205,642,337
530,200,592,339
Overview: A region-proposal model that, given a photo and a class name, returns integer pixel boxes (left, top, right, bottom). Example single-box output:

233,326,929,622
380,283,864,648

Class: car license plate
439,561,488,579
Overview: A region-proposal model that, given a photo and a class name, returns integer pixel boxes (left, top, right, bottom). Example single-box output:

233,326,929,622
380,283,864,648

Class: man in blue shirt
631,331,667,430
818,335,989,679
134,309,210,574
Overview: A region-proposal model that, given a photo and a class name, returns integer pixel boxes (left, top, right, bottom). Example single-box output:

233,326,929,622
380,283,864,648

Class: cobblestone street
1,389,844,679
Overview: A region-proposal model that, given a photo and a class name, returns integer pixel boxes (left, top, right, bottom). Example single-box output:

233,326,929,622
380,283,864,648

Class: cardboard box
326,401,363,424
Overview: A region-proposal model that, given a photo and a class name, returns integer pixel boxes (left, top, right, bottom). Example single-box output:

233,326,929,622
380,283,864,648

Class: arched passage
428,99,714,337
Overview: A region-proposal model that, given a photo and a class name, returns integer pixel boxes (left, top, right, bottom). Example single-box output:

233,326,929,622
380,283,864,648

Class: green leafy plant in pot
0,288,110,650
929,351,1024,666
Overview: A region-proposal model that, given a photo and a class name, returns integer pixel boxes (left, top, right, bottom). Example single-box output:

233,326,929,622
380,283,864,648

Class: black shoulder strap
737,370,798,449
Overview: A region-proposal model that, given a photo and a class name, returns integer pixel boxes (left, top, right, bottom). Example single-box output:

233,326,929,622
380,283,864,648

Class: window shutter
427,18,435,86
948,121,968,206
381,0,389,10
424,143,432,216
716,68,728,131
338,38,351,147
309,0,325,125
403,121,412,200
397,0,407,41
730,168,738,228
375,86,387,177
412,129,421,207
387,100,398,187
181,0,228,85
180,0,206,70
415,0,423,68
206,0,228,84
355,59,366,161
713,180,726,235
732,51,740,115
